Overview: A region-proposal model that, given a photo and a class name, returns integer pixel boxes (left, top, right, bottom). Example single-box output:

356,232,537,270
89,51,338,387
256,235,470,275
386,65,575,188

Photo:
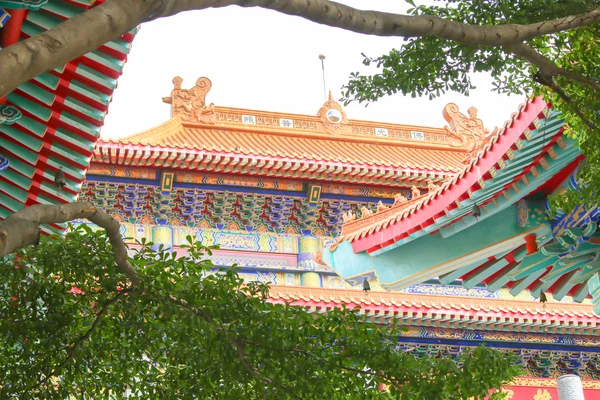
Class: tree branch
1,0,599,97
231,338,301,399
0,202,139,287
28,290,130,392
537,75,600,134
505,42,600,92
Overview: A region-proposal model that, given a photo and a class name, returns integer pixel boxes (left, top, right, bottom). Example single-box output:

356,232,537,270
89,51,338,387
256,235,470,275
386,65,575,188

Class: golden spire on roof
162,76,216,123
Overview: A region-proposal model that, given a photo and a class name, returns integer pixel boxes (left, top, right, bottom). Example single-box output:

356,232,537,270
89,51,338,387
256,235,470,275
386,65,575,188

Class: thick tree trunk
0,202,139,286
0,0,598,98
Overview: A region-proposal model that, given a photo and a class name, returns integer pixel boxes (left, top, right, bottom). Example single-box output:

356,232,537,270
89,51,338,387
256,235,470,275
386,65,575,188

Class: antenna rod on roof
319,54,327,101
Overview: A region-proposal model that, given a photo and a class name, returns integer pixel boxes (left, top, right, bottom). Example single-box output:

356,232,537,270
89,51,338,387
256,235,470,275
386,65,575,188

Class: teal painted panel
103,38,132,55
68,80,110,106
326,205,547,286
0,128,44,154
63,97,104,121
34,72,60,90
84,50,124,73
0,193,24,214
0,153,35,177
8,92,52,121
464,257,509,289
439,259,483,285
18,81,55,106
55,128,95,154
553,270,581,301
75,64,116,90
0,0,47,10
509,268,547,296
43,0,83,18
510,252,554,280
0,135,39,164
58,112,99,137
44,156,88,180
0,169,30,198
2,180,31,203
19,18,44,37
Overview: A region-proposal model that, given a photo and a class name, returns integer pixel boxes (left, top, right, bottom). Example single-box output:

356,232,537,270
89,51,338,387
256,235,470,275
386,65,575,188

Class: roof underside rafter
0,0,136,232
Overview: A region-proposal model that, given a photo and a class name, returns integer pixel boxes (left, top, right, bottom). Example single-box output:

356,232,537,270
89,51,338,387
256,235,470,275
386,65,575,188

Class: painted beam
509,268,548,297
438,259,484,285
463,252,511,289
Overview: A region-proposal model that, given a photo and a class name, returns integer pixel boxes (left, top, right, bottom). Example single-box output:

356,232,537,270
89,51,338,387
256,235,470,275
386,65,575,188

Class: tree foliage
0,224,521,399
342,0,600,210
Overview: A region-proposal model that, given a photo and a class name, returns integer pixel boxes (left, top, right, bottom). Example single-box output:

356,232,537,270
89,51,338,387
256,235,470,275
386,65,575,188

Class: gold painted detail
556,136,566,150
548,147,557,160
515,139,524,149
540,158,549,170
541,107,551,117
524,128,533,140
498,158,507,170
531,166,539,178
506,148,515,160
488,167,497,178
533,389,552,400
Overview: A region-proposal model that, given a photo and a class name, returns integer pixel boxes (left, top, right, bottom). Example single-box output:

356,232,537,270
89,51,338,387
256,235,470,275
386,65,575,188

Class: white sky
101,0,525,139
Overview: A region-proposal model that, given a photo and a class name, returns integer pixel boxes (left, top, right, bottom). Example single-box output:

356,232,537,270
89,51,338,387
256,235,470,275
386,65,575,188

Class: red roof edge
350,97,548,254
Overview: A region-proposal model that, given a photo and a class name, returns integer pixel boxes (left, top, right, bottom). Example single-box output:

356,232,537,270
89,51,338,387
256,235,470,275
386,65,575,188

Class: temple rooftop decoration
323,96,600,310
96,76,484,189
0,0,136,232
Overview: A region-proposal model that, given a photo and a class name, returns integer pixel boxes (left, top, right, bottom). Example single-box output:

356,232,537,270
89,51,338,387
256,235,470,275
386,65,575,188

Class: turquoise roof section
324,102,595,306
0,0,136,223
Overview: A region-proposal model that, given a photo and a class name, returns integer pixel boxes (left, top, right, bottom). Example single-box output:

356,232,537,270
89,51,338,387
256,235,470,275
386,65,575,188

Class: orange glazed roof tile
99,115,468,173
94,77,503,187
267,286,600,334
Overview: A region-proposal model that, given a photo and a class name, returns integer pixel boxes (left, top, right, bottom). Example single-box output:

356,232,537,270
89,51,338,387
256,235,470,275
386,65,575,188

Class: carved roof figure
342,211,356,224
427,179,438,192
163,76,215,123
377,201,388,212
360,206,373,218
443,103,492,156
411,186,421,199
393,193,408,206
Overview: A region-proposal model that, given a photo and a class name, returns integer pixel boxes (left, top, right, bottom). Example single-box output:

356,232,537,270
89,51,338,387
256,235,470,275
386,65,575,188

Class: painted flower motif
533,388,552,400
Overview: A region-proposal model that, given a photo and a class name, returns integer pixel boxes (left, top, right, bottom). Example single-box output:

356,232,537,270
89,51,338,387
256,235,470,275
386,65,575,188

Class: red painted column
0,8,26,104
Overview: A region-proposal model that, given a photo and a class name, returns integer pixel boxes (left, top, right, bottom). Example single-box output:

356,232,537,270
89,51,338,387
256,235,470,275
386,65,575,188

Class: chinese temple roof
95,77,489,188
268,286,599,335
330,97,561,252
0,0,135,231
324,96,597,309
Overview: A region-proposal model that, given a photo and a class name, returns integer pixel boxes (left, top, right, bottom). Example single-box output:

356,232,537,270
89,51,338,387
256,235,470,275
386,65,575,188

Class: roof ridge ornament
162,76,216,124
442,103,496,157
317,91,350,135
